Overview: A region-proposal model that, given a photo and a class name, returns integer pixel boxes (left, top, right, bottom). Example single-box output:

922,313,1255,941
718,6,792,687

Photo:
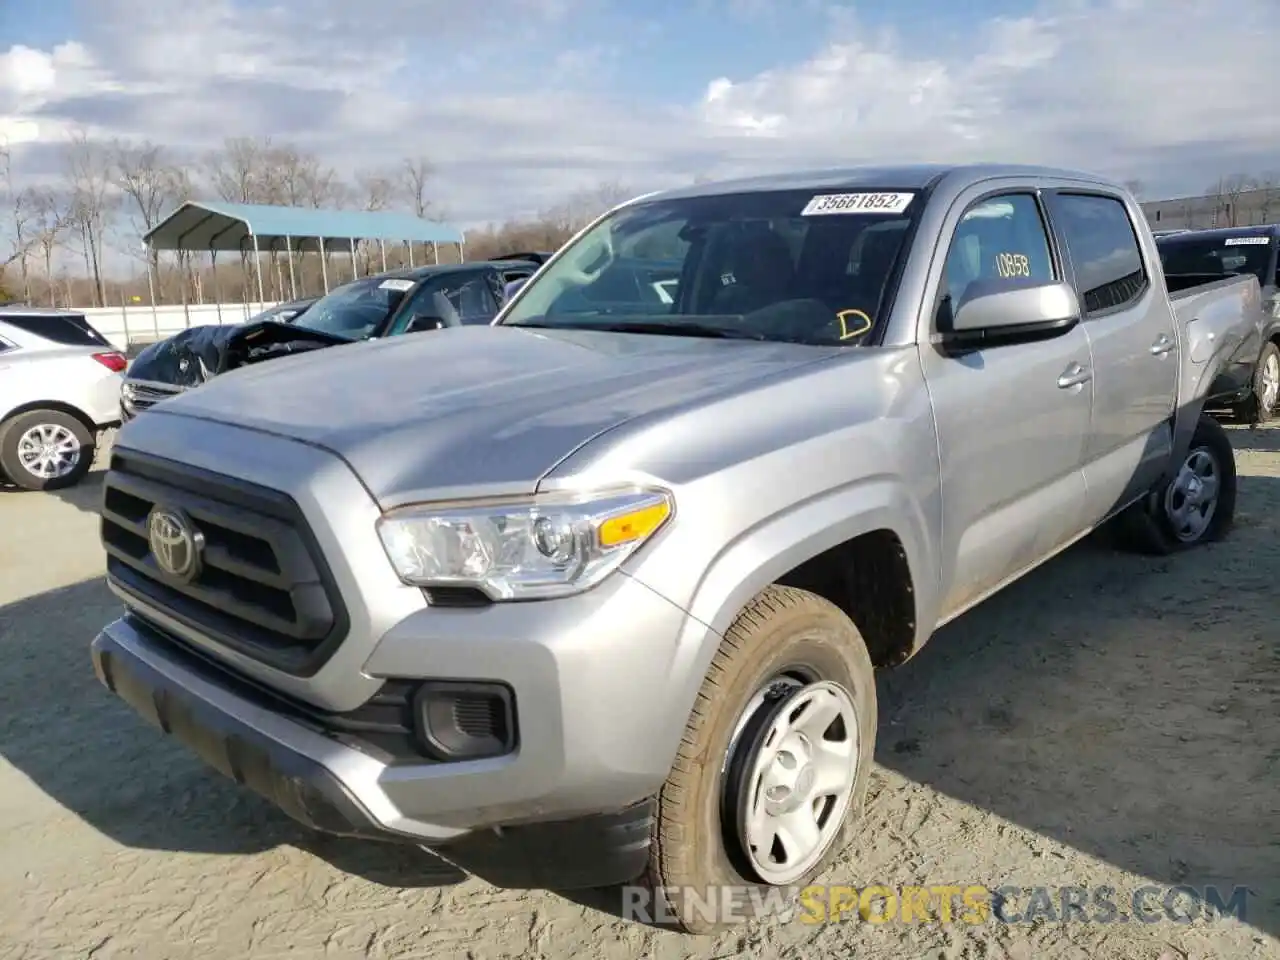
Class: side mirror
406,314,445,334
503,278,527,301
939,280,1081,349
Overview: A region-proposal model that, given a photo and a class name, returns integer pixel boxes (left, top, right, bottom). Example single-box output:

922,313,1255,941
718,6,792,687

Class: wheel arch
0,400,99,438
655,480,938,751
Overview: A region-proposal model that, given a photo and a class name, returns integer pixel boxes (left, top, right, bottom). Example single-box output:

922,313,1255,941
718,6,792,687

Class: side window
0,314,109,347
495,269,532,306
1052,193,1149,314
448,275,498,323
942,194,1055,308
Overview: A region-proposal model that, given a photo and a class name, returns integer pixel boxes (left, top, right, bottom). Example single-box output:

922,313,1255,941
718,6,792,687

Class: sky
0,0,1278,230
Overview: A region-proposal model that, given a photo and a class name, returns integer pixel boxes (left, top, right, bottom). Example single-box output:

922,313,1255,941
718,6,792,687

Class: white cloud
0,0,1277,226
694,0,1279,174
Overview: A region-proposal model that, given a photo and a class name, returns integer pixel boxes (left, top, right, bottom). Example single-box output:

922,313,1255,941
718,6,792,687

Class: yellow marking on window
837,309,873,340
994,252,1031,279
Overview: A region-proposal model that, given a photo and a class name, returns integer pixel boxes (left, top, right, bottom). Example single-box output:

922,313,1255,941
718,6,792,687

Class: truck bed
1166,273,1264,409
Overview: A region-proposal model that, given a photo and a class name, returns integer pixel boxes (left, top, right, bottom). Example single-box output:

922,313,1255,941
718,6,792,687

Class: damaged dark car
120,259,540,421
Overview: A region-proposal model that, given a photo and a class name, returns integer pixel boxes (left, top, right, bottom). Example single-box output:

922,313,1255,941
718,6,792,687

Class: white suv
0,308,127,490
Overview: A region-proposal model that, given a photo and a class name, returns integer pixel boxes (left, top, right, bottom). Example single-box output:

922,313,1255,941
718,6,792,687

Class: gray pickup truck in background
1156,223,1280,422
90,164,1262,934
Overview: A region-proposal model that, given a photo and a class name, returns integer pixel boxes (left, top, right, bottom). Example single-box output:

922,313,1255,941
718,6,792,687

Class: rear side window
1052,194,1149,314
0,313,111,347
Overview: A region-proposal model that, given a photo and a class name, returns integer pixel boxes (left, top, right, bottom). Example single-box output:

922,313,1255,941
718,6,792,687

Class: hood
153,324,830,505
126,321,351,388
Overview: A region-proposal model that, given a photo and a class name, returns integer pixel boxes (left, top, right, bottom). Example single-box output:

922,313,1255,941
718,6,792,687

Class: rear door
1043,190,1179,521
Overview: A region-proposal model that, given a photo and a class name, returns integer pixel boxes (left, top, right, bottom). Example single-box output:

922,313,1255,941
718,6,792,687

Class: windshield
1157,235,1276,287
498,187,922,345
294,276,417,339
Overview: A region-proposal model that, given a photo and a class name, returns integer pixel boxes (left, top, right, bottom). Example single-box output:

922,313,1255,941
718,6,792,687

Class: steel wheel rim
1163,445,1220,543
728,677,860,885
1260,351,1280,413
16,424,81,479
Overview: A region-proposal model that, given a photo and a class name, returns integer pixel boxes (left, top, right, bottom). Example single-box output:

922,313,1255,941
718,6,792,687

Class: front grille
101,450,349,676
125,380,183,412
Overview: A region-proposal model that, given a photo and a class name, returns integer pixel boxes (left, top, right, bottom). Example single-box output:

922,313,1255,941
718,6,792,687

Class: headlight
376,487,674,600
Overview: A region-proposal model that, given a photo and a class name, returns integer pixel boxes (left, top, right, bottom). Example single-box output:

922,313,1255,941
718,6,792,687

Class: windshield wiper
513,319,768,341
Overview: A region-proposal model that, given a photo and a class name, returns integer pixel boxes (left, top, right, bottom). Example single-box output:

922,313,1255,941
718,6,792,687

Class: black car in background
120,259,540,420
249,297,318,324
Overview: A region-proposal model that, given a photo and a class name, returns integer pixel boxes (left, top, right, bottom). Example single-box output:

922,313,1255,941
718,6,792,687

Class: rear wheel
1232,341,1280,424
0,409,95,491
644,585,876,934
1112,413,1236,555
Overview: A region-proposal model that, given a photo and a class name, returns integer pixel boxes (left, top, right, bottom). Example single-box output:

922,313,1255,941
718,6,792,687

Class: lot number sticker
1223,236,1270,246
379,278,417,291
801,192,915,216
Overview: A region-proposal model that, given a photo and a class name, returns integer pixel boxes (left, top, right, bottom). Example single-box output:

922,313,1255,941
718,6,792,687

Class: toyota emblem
147,507,204,581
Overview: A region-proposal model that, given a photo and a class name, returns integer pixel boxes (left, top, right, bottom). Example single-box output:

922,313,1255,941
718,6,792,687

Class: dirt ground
1,425,1277,960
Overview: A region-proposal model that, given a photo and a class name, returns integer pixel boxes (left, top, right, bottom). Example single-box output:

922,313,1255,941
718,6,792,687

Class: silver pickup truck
90,164,1263,933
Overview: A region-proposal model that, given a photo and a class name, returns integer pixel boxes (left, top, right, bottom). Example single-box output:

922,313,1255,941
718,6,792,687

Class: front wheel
1112,414,1237,555
644,585,876,934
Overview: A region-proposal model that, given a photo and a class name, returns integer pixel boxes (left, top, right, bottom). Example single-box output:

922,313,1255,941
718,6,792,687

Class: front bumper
92,616,446,843
91,572,706,886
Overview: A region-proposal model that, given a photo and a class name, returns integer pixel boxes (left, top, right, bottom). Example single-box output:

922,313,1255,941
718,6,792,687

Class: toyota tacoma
91,164,1263,933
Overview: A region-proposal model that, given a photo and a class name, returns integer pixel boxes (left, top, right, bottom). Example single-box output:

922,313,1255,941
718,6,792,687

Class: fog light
412,681,517,761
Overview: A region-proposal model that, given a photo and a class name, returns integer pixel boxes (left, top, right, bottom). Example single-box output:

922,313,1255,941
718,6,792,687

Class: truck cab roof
645,163,1124,204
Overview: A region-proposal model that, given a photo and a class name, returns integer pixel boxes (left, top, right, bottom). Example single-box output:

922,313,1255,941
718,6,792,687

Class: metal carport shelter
141,200,466,321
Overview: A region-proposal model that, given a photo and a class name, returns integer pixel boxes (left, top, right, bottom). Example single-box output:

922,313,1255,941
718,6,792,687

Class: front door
1044,191,1179,521
919,189,1095,621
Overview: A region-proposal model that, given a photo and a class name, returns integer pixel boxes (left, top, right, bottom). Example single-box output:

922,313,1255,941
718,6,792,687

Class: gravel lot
1,425,1277,960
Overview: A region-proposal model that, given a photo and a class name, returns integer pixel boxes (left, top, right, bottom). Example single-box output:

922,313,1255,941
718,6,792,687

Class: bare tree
1,141,38,300
29,189,68,306
399,156,434,218
1254,172,1280,224
358,170,395,212
205,137,275,302
206,136,274,204
64,128,116,306
543,180,633,238
114,139,189,301
114,140,175,232
1208,174,1256,227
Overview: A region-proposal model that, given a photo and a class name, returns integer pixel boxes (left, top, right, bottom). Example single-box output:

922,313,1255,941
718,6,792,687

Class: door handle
1150,334,1174,356
1057,362,1092,389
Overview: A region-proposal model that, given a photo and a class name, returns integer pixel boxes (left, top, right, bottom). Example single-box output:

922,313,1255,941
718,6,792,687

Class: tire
1111,413,1236,555
0,409,96,491
643,585,877,935
1231,341,1280,425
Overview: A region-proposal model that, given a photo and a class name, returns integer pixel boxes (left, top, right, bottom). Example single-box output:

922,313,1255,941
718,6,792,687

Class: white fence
80,302,282,351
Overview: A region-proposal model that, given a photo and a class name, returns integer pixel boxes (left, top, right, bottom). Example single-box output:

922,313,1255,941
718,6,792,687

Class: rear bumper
91,613,660,887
